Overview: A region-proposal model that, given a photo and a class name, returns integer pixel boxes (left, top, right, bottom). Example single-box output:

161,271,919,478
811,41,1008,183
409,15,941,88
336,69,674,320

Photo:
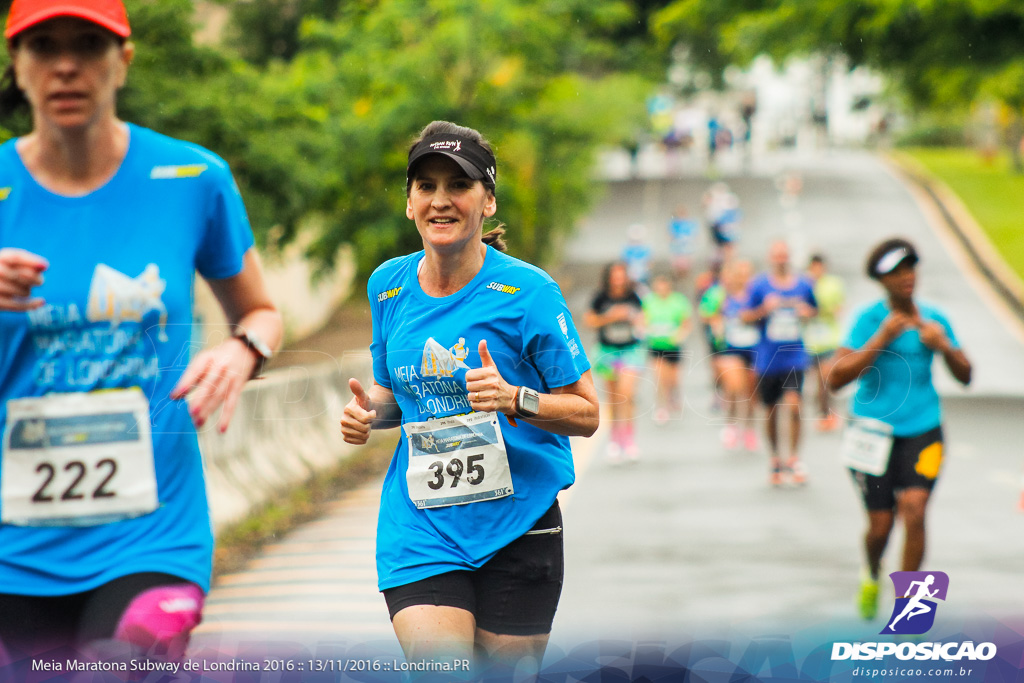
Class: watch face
238,331,273,360
521,389,541,416
249,334,273,360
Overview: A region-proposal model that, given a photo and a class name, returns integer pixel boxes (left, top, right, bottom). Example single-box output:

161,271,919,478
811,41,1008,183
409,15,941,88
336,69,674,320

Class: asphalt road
192,147,1024,661
554,147,1024,646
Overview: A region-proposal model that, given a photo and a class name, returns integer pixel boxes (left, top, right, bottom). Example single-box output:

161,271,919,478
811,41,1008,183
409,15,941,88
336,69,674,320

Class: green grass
899,147,1024,283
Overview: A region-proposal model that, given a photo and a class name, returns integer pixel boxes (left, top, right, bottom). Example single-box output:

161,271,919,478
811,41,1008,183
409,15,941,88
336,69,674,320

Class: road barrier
197,354,373,531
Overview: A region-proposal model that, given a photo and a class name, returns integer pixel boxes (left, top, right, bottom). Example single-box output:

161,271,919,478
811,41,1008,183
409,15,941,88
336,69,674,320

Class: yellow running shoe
858,577,880,620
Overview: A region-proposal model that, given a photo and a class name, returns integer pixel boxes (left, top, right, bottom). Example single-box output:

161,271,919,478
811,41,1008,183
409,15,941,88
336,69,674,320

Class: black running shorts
0,572,194,652
757,369,804,406
648,347,684,364
383,501,564,636
849,426,944,511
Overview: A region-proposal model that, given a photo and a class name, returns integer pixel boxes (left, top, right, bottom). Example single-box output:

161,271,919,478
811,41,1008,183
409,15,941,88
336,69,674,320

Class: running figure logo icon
883,571,949,635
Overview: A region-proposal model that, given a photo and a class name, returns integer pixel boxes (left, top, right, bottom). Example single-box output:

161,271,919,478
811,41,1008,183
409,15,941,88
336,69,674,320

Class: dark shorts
649,347,684,364
0,572,196,653
721,347,756,367
710,223,735,246
756,369,804,405
382,502,564,636
703,327,726,355
850,426,944,511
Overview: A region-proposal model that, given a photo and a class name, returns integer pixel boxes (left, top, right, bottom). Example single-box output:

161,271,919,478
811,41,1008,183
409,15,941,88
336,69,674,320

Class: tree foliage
653,0,1024,110
2,0,651,276
280,0,651,273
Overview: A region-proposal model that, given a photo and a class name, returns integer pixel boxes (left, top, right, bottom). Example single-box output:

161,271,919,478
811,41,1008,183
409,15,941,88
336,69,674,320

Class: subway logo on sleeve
486,281,521,295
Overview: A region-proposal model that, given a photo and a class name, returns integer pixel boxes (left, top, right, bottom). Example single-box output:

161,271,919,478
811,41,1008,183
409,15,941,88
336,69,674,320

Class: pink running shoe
625,442,641,462
720,425,739,450
743,428,759,451
787,457,808,485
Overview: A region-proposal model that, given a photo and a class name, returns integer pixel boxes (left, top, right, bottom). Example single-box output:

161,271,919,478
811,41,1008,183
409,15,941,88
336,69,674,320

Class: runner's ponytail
482,225,507,252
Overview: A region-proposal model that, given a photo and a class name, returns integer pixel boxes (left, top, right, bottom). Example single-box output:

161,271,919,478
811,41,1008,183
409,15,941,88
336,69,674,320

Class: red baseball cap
5,0,131,40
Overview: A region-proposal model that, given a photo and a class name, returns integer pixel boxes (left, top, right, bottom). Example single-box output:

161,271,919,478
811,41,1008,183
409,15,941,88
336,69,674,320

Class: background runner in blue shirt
0,0,282,659
742,240,817,486
711,259,760,452
340,121,598,675
667,204,698,279
827,238,971,621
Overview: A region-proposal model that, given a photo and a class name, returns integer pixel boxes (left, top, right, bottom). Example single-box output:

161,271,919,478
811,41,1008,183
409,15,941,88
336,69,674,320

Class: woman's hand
878,311,915,345
0,248,48,312
917,320,951,352
796,301,816,319
607,304,634,322
466,339,516,415
341,378,378,445
171,337,259,433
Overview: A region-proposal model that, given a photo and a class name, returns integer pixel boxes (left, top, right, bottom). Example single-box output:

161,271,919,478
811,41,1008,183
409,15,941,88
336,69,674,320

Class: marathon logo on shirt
87,264,169,342
486,281,521,295
0,187,11,201
149,164,208,180
421,337,469,378
377,287,403,302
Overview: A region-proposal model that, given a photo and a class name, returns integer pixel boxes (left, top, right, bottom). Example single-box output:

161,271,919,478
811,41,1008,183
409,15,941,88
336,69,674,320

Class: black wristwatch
233,328,274,377
515,386,541,417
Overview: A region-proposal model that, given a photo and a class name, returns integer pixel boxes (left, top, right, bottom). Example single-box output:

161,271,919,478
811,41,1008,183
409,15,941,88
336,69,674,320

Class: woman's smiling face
406,155,496,255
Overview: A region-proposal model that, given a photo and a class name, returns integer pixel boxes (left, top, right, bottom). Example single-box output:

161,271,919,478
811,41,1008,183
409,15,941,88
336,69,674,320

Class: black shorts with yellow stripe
850,425,944,511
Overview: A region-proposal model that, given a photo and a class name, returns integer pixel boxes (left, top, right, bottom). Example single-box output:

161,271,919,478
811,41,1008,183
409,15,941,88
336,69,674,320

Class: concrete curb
882,151,1024,324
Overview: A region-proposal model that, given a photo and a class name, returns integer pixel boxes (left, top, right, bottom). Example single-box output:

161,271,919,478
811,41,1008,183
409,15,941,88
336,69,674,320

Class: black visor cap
407,134,497,189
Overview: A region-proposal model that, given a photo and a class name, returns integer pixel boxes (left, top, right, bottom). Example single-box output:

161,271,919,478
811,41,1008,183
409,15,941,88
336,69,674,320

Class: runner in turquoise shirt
828,238,971,622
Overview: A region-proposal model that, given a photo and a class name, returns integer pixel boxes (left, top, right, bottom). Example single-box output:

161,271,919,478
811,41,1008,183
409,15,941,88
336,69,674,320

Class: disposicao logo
884,571,948,635
831,571,997,663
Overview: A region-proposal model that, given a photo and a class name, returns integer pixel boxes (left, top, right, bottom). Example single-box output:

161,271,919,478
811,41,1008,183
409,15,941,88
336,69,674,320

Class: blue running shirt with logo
721,293,760,352
745,273,817,376
843,299,959,437
0,124,253,595
369,247,590,590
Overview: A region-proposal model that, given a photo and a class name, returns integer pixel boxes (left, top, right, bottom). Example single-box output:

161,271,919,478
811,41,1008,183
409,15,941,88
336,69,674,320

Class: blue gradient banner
4,615,1024,682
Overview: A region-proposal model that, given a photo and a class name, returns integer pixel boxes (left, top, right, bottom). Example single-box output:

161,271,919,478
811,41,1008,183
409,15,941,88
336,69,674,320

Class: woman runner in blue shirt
0,0,281,659
827,238,971,620
340,121,598,674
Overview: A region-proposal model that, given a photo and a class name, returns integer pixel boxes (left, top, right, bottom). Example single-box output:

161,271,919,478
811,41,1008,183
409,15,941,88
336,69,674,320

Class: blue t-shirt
369,247,590,590
745,273,817,375
0,124,253,595
669,218,697,256
722,293,760,352
843,300,959,437
621,243,652,284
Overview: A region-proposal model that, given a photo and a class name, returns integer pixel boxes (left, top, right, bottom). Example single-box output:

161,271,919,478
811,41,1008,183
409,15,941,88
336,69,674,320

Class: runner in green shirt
806,254,845,431
643,273,693,424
